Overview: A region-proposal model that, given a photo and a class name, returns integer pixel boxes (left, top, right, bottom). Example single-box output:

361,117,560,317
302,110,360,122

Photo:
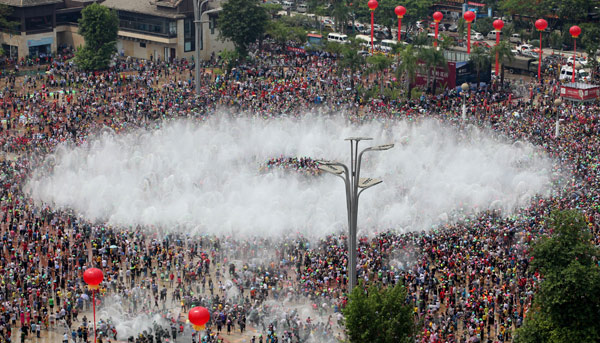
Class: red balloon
367,0,378,11
463,11,475,23
394,5,406,17
535,19,547,31
188,306,210,329
433,11,443,22
570,25,581,38
493,19,504,31
83,268,103,288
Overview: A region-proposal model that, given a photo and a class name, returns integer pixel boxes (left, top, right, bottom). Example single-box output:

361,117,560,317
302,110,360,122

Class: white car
567,56,588,66
517,44,533,55
471,32,484,41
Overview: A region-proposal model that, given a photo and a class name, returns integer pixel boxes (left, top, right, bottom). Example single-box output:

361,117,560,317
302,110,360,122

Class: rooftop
0,0,62,7
102,0,186,19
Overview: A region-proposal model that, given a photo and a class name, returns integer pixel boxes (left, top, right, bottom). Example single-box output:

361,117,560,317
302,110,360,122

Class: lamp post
493,19,504,77
318,138,394,293
569,25,581,83
461,83,469,120
394,6,406,42
194,0,209,95
554,98,562,137
433,11,443,48
368,0,379,54
464,11,475,54
535,19,547,83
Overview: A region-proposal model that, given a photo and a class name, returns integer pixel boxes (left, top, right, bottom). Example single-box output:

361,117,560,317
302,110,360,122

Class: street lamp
461,82,469,120
317,137,394,293
194,0,210,95
554,98,562,137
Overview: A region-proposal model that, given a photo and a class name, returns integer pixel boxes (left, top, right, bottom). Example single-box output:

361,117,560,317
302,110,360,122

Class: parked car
567,56,588,66
516,44,533,55
447,24,458,32
486,31,503,40
471,32,484,41
509,34,521,44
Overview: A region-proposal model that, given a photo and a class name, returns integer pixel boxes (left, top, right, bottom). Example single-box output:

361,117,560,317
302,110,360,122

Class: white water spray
26,115,555,236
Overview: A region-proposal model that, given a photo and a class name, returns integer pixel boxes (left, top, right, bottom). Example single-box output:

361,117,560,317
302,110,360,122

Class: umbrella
109,245,117,249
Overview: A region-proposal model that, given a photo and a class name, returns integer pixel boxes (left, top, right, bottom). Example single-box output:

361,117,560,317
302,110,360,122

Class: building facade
0,0,231,61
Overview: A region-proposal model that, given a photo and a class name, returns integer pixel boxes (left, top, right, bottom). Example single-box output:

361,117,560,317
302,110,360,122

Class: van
509,34,521,44
282,1,292,10
379,39,397,52
327,32,348,44
297,3,308,13
354,34,372,47
487,31,503,40
559,66,591,82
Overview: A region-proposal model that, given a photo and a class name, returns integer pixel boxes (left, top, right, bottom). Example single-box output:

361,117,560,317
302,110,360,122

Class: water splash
26,115,556,236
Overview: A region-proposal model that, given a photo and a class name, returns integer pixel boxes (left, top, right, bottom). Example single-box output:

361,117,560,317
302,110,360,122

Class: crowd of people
0,39,598,343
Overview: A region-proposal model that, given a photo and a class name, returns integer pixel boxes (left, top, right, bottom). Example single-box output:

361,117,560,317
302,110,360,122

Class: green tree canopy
515,210,600,343
75,3,118,70
343,282,415,343
219,0,269,56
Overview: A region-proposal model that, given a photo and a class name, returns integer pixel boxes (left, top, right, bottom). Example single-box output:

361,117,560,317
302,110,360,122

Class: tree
265,21,305,50
343,282,415,343
469,46,490,88
0,4,18,32
514,210,600,343
418,47,447,94
338,41,365,90
262,3,282,18
396,44,418,99
473,17,493,36
219,0,268,56
366,54,393,94
490,41,513,85
75,3,118,70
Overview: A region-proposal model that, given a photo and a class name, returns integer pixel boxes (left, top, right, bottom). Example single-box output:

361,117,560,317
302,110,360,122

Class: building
0,0,232,61
102,0,233,61
0,0,89,59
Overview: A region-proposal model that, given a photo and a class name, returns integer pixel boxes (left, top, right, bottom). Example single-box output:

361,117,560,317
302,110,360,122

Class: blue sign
27,37,53,47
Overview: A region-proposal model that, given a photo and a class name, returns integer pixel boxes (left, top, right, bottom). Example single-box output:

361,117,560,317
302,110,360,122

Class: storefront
27,37,53,57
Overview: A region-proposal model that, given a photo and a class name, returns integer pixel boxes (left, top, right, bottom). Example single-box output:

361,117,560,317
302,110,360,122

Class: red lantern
570,25,581,82
493,19,504,31
535,19,547,31
433,11,443,23
189,307,210,331
395,6,406,42
569,25,581,38
463,11,475,23
534,18,547,82
83,268,103,290
464,11,475,54
394,5,406,18
367,0,378,10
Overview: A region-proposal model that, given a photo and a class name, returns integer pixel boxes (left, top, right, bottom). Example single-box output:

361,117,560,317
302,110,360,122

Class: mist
26,114,556,236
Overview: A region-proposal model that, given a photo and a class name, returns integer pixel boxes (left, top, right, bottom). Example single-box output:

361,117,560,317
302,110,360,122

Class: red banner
287,47,306,54
560,85,600,101
414,61,457,89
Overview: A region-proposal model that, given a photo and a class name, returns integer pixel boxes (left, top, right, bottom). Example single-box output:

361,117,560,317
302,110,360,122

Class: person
63,331,69,343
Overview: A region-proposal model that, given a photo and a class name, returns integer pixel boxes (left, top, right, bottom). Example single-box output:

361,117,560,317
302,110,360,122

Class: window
210,15,217,35
140,42,146,48
184,18,195,52
118,12,177,37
